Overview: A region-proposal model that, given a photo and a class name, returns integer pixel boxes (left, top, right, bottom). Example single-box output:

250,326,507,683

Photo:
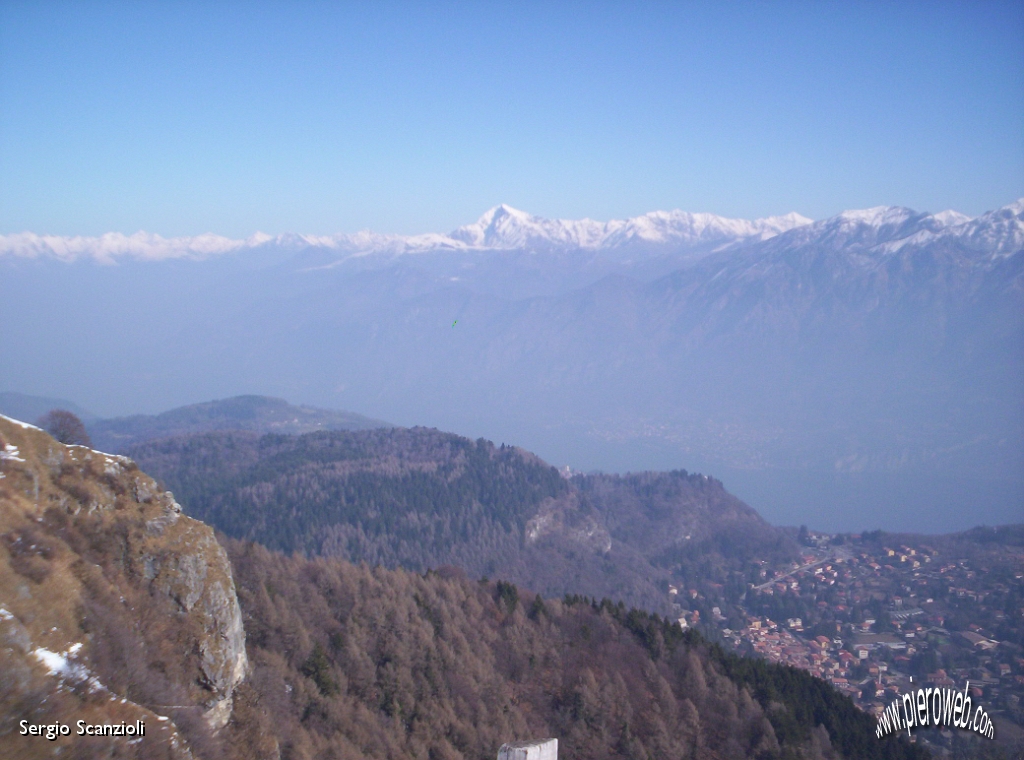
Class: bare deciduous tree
37,409,92,447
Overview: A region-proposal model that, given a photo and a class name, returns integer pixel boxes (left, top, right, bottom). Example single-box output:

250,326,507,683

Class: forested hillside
224,538,928,760
126,427,798,613
1,416,929,760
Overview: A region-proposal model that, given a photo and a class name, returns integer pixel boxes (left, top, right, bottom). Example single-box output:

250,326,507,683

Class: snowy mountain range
1,199,1021,264
757,200,1023,259
443,204,813,252
0,204,812,262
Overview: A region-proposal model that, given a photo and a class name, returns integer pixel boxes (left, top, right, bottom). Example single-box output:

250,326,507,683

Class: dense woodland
126,428,798,614
222,538,928,760
0,418,934,760
574,472,798,594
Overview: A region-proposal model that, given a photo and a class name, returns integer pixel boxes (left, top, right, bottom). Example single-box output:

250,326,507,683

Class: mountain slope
124,427,797,614
224,538,929,760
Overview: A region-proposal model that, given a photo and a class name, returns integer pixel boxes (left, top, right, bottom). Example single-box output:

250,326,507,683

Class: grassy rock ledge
0,414,247,759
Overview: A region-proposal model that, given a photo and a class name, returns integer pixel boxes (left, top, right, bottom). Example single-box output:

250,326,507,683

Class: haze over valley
3,200,1022,532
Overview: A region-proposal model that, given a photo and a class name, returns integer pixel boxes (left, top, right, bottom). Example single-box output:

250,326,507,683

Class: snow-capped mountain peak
953,198,1024,257
1003,198,1024,216
756,199,1023,260
931,210,973,227
446,205,812,252
448,205,607,249
833,205,916,227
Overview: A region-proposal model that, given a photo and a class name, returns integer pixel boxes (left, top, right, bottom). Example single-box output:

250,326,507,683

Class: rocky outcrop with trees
0,414,247,759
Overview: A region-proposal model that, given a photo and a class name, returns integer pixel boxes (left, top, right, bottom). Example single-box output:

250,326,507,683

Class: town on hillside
668,527,1024,756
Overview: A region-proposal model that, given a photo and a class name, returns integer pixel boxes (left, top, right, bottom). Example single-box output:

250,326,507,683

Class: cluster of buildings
721,615,860,694
670,530,1024,750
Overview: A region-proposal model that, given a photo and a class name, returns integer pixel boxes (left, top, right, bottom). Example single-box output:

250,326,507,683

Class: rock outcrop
525,492,612,554
0,414,248,758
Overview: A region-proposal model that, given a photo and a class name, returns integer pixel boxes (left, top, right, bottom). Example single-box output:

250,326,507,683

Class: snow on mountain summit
953,198,1024,257
833,205,917,227
2,205,811,262
2,201,1019,263
448,204,609,249
447,205,811,251
756,200,1023,260
0,230,265,263
931,210,973,227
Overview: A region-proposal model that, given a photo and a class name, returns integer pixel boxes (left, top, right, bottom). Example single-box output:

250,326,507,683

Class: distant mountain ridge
0,203,814,262
754,200,1024,259
444,204,813,252
87,395,391,452
3,199,1019,264
0,394,391,454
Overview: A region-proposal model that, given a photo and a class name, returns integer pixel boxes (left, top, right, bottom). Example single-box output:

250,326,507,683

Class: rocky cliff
0,414,247,759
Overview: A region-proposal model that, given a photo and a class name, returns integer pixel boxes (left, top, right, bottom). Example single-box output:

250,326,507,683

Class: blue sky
1,1,1021,237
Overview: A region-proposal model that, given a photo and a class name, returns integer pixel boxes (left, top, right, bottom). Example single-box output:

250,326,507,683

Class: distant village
669,529,1024,755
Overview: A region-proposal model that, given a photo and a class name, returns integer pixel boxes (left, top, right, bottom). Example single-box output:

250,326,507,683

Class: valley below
0,412,932,760
1,406,1020,759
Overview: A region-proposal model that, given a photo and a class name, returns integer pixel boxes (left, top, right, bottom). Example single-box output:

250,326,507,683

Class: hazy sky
1,1,1022,237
